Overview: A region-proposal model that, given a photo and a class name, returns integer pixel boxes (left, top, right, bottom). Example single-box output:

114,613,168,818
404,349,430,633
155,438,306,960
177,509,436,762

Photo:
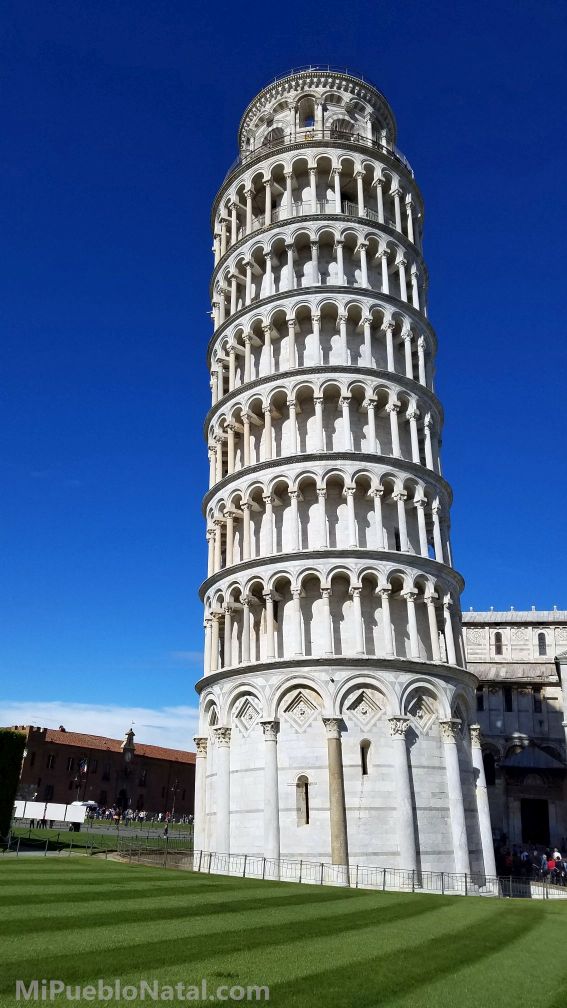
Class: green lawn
1,858,566,1007
11,826,191,852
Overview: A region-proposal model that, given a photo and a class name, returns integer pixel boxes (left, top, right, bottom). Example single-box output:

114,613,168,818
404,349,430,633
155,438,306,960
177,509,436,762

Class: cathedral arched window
494,631,503,656
537,632,547,656
296,774,310,825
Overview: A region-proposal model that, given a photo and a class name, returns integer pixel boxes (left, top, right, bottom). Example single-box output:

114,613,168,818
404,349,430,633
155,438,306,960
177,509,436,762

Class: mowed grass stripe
0,888,378,937
0,896,449,986
1,859,566,1008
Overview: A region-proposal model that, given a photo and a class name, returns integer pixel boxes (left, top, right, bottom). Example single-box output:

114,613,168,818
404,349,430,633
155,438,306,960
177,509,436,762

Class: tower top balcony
238,68,397,153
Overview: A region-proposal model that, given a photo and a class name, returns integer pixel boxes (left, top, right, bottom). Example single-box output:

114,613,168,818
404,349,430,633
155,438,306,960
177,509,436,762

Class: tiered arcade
194,69,495,878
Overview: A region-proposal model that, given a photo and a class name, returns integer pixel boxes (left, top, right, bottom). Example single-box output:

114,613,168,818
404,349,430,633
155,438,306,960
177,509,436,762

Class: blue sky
1,0,566,747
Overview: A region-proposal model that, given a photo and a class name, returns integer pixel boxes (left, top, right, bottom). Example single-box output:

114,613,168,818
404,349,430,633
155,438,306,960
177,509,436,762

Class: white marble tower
194,68,496,879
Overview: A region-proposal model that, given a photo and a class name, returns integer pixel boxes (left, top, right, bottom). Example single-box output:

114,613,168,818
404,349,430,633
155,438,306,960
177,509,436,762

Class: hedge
0,730,26,840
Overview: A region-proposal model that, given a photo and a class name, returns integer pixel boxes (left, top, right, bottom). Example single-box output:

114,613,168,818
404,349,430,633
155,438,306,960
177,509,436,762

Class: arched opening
494,631,503,656
263,127,285,149
360,739,370,776
298,97,315,129
537,632,547,656
296,774,310,825
483,751,496,786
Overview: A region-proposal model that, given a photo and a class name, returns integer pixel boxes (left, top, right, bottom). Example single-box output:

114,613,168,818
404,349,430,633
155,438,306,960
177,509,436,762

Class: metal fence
115,843,567,901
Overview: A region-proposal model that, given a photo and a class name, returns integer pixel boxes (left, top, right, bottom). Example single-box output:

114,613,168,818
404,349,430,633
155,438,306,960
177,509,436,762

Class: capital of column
396,257,408,268
370,486,384,499
386,401,400,414
322,716,342,739
469,723,482,749
214,726,232,747
345,486,356,497
288,489,300,500
414,497,426,510
406,407,420,421
262,493,273,505
439,719,461,743
261,720,279,741
379,587,391,599
340,395,351,406
262,324,272,336
317,487,327,500
194,736,208,757
393,491,407,502
402,590,418,602
388,716,410,738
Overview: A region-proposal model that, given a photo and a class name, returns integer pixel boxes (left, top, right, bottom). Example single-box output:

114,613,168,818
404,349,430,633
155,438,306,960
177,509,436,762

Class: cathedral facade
194,68,496,877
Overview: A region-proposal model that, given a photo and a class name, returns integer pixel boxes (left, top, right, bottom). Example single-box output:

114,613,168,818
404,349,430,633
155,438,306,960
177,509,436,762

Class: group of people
87,806,194,826
496,844,567,884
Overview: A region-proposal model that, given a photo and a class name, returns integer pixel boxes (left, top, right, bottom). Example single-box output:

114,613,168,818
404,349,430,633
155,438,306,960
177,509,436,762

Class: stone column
322,717,349,881
432,503,444,562
312,313,322,365
335,238,345,286
394,491,409,551
263,406,272,460
245,261,252,305
245,189,253,233
321,588,333,655
210,614,220,673
375,178,384,223
214,726,231,854
443,599,457,665
243,334,252,382
289,490,300,550
406,195,415,244
403,591,420,659
262,325,273,375
203,617,212,675
355,171,365,215
417,336,427,386
311,239,319,284
317,488,328,547
439,719,471,875
286,243,294,290
193,736,208,854
393,189,402,232
345,487,357,547
241,597,251,663
351,587,364,654
226,424,236,474
333,167,342,213
411,266,420,310
262,494,274,555
264,178,272,226
314,396,324,451
402,331,414,379
358,242,369,287
470,724,497,877
292,588,303,655
223,607,233,668
384,321,395,371
380,250,390,294
424,415,435,469
225,510,234,566
265,251,273,297
425,596,441,661
387,402,401,456
213,519,222,572
309,166,317,209
415,498,429,557
288,399,298,454
338,313,348,364
287,318,297,369
397,258,408,301
407,409,421,464
372,488,385,548
380,588,394,656
261,721,281,864
285,171,293,216
206,529,215,577
242,414,251,467
264,592,275,659
230,202,237,245
242,501,251,560
362,316,372,366
366,398,377,452
341,396,352,451
388,717,418,870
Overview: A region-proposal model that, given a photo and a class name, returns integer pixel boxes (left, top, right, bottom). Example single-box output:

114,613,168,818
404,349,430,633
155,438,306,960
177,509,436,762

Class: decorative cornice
201,449,453,512
198,547,465,600
195,655,478,695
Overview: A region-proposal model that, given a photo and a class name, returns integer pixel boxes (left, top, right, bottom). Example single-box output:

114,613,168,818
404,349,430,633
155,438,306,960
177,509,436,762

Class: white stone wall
196,71,493,880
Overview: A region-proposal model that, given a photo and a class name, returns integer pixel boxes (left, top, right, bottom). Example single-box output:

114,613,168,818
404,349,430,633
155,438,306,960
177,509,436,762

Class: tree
0,730,26,842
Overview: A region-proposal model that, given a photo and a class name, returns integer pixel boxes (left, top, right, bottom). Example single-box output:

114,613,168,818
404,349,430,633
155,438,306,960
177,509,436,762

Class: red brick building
8,725,195,816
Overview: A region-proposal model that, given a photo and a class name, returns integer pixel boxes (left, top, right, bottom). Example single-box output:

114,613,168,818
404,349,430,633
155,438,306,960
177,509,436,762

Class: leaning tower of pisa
194,68,496,880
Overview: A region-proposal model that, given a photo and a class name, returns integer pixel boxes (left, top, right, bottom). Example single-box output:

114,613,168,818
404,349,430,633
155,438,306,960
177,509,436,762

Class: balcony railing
235,200,400,243
222,128,413,186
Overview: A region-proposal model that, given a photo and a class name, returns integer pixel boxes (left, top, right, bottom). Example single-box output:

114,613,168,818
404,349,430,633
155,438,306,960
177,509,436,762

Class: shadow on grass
0,895,450,993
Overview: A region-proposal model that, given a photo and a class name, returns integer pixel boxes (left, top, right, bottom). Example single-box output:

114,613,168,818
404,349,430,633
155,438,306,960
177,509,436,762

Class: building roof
468,663,559,683
10,726,195,764
463,611,567,624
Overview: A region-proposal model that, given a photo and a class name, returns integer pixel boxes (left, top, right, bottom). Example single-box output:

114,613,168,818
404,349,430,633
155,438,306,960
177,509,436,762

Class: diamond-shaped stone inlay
283,691,319,733
346,689,383,729
407,693,438,735
234,697,261,735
